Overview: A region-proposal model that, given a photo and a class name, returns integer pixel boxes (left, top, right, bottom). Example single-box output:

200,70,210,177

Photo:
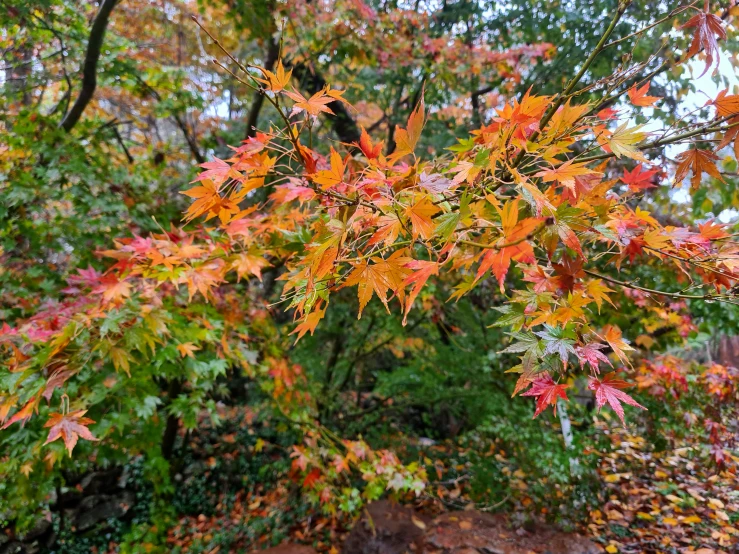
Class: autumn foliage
1,0,739,550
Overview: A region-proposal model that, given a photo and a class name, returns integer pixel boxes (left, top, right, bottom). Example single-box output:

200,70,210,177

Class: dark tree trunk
161,379,182,461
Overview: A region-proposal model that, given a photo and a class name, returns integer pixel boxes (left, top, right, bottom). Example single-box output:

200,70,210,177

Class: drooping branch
59,0,118,132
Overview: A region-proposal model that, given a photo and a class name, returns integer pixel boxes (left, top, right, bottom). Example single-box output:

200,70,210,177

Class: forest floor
156,407,738,554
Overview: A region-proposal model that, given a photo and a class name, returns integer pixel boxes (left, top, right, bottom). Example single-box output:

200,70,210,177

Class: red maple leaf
681,4,727,77
621,164,660,191
521,373,569,418
575,342,613,372
302,467,322,489
588,373,646,424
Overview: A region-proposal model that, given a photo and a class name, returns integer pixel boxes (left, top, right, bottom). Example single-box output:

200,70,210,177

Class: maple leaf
284,88,335,117
402,260,439,324
710,89,739,118
521,373,569,418
404,196,440,240
182,261,225,301
94,275,132,304
621,164,659,191
1,398,38,429
586,279,615,312
343,251,412,318
642,227,672,251
232,252,271,282
418,171,452,194
501,331,544,396
597,107,618,120
311,148,346,190
177,342,200,359
607,122,647,161
67,266,104,288
290,305,326,343
368,214,404,247
109,346,132,375
255,59,292,92
302,467,322,489
391,96,425,159
627,82,661,107
182,179,222,221
588,372,646,424
535,160,601,193
576,342,612,372
600,324,634,364
332,455,350,474
355,127,383,159
449,161,480,186
674,148,723,190
552,254,584,293
270,179,316,205
44,410,98,456
475,200,541,291
552,292,592,326
535,326,576,365
698,220,728,241
681,5,727,77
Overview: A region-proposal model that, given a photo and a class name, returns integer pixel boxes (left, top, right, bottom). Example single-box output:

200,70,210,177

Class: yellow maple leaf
607,122,648,161
255,59,292,92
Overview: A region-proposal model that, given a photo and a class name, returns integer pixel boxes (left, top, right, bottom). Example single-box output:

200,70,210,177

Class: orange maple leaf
176,342,200,359
475,200,541,291
343,250,412,318
310,148,346,190
355,127,383,160
284,88,335,117
627,81,661,107
290,305,327,343
404,196,440,240
600,324,634,364
255,59,292,92
44,410,98,456
232,252,271,282
710,89,739,118
390,96,425,159
674,147,723,190
534,160,601,193
402,260,439,324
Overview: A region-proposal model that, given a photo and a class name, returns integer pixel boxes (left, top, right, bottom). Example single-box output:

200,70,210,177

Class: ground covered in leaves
589,426,739,554
91,406,736,554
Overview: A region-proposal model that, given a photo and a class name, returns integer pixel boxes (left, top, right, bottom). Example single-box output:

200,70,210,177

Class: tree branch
59,0,117,132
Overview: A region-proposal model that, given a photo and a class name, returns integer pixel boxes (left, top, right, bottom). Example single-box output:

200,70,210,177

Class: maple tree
1,0,739,550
